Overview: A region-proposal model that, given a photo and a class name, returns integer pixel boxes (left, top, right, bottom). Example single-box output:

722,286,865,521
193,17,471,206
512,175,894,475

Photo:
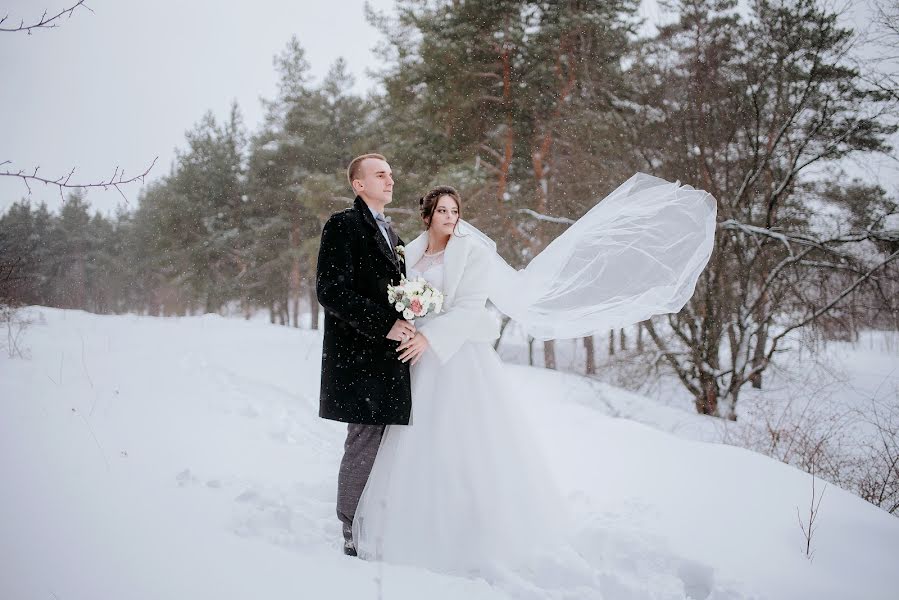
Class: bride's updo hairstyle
419,185,463,233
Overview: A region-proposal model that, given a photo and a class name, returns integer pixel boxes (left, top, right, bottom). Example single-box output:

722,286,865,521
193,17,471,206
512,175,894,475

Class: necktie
375,213,399,253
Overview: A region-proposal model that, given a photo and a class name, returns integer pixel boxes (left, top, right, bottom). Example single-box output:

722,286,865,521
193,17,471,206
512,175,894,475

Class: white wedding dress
353,249,568,575
352,173,718,576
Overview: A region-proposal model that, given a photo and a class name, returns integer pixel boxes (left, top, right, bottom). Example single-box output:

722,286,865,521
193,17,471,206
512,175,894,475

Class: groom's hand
386,319,417,342
397,332,429,365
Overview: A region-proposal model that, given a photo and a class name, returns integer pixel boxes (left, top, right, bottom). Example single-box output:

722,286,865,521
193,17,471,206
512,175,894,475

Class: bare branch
0,157,158,203
720,219,795,254
734,59,822,208
797,473,827,560
738,247,816,326
0,1,92,34
643,319,704,399
477,143,504,163
516,208,575,225
719,219,899,249
769,248,899,349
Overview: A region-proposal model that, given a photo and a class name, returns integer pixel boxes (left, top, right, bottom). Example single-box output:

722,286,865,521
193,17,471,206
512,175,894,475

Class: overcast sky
0,0,398,214
1,0,895,216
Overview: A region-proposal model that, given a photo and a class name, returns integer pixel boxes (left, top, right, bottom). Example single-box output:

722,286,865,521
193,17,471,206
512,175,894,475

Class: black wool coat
316,197,412,425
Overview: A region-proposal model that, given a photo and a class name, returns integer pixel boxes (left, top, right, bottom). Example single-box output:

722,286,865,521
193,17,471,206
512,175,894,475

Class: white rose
388,291,396,303
395,302,404,312
402,308,415,320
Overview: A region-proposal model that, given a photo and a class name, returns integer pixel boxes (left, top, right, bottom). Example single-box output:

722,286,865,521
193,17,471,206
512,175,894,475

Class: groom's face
354,158,394,206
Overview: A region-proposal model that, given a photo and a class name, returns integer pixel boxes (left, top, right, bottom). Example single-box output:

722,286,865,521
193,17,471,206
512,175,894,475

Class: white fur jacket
402,230,501,364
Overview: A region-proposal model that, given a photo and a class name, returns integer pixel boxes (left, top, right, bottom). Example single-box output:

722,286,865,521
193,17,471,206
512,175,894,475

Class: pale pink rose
410,298,423,316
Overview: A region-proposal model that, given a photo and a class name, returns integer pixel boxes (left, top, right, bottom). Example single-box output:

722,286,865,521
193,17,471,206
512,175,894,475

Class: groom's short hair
347,153,387,188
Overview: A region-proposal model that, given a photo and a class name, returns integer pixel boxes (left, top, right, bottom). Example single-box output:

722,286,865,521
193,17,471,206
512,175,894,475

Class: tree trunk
721,398,738,421
608,329,615,356
527,336,535,366
289,223,302,328
543,339,556,370
695,373,720,417
275,299,286,325
636,321,644,352
148,290,160,317
584,335,596,375
494,38,514,205
72,252,86,309
750,323,767,389
619,327,627,352
308,284,319,330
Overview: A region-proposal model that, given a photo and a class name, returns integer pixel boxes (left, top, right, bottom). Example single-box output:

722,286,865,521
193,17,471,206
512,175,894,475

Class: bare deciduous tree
624,0,899,418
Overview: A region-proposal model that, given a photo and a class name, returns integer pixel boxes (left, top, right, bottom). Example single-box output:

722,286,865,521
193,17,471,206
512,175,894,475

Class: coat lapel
354,197,400,272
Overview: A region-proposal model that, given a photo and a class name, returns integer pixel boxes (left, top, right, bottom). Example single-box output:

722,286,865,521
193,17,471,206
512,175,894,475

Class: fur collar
402,231,469,307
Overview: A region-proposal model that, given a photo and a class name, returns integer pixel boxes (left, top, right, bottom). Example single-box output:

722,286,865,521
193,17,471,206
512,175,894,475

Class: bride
353,177,717,575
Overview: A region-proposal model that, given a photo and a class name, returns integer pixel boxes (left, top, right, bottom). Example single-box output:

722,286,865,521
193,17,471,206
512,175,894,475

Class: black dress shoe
343,542,358,557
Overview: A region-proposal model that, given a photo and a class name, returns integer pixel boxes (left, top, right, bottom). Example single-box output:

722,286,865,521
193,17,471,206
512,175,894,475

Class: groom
316,153,415,556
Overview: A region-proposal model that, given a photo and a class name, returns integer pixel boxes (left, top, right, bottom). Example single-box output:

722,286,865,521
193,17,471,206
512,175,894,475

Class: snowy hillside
2,308,898,600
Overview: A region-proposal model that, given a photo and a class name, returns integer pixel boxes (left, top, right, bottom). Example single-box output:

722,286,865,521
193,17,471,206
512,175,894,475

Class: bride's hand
396,332,429,366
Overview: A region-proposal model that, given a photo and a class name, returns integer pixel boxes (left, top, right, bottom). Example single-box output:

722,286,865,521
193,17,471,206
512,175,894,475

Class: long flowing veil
457,172,717,341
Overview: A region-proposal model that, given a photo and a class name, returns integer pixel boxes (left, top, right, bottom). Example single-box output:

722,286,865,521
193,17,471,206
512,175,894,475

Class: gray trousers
337,423,385,545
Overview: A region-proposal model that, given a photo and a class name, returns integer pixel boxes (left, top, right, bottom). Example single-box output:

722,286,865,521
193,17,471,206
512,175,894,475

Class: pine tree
372,0,641,367
0,200,37,305
52,191,92,309
164,104,247,314
245,38,376,326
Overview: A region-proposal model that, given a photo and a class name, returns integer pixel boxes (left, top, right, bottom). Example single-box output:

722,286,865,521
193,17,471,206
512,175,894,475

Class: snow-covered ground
499,322,899,462
2,307,898,600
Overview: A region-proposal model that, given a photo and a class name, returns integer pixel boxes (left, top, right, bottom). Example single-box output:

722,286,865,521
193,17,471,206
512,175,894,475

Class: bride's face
429,195,460,237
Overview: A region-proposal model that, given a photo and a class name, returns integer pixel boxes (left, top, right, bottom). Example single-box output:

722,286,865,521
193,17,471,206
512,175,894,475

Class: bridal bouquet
387,277,444,320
